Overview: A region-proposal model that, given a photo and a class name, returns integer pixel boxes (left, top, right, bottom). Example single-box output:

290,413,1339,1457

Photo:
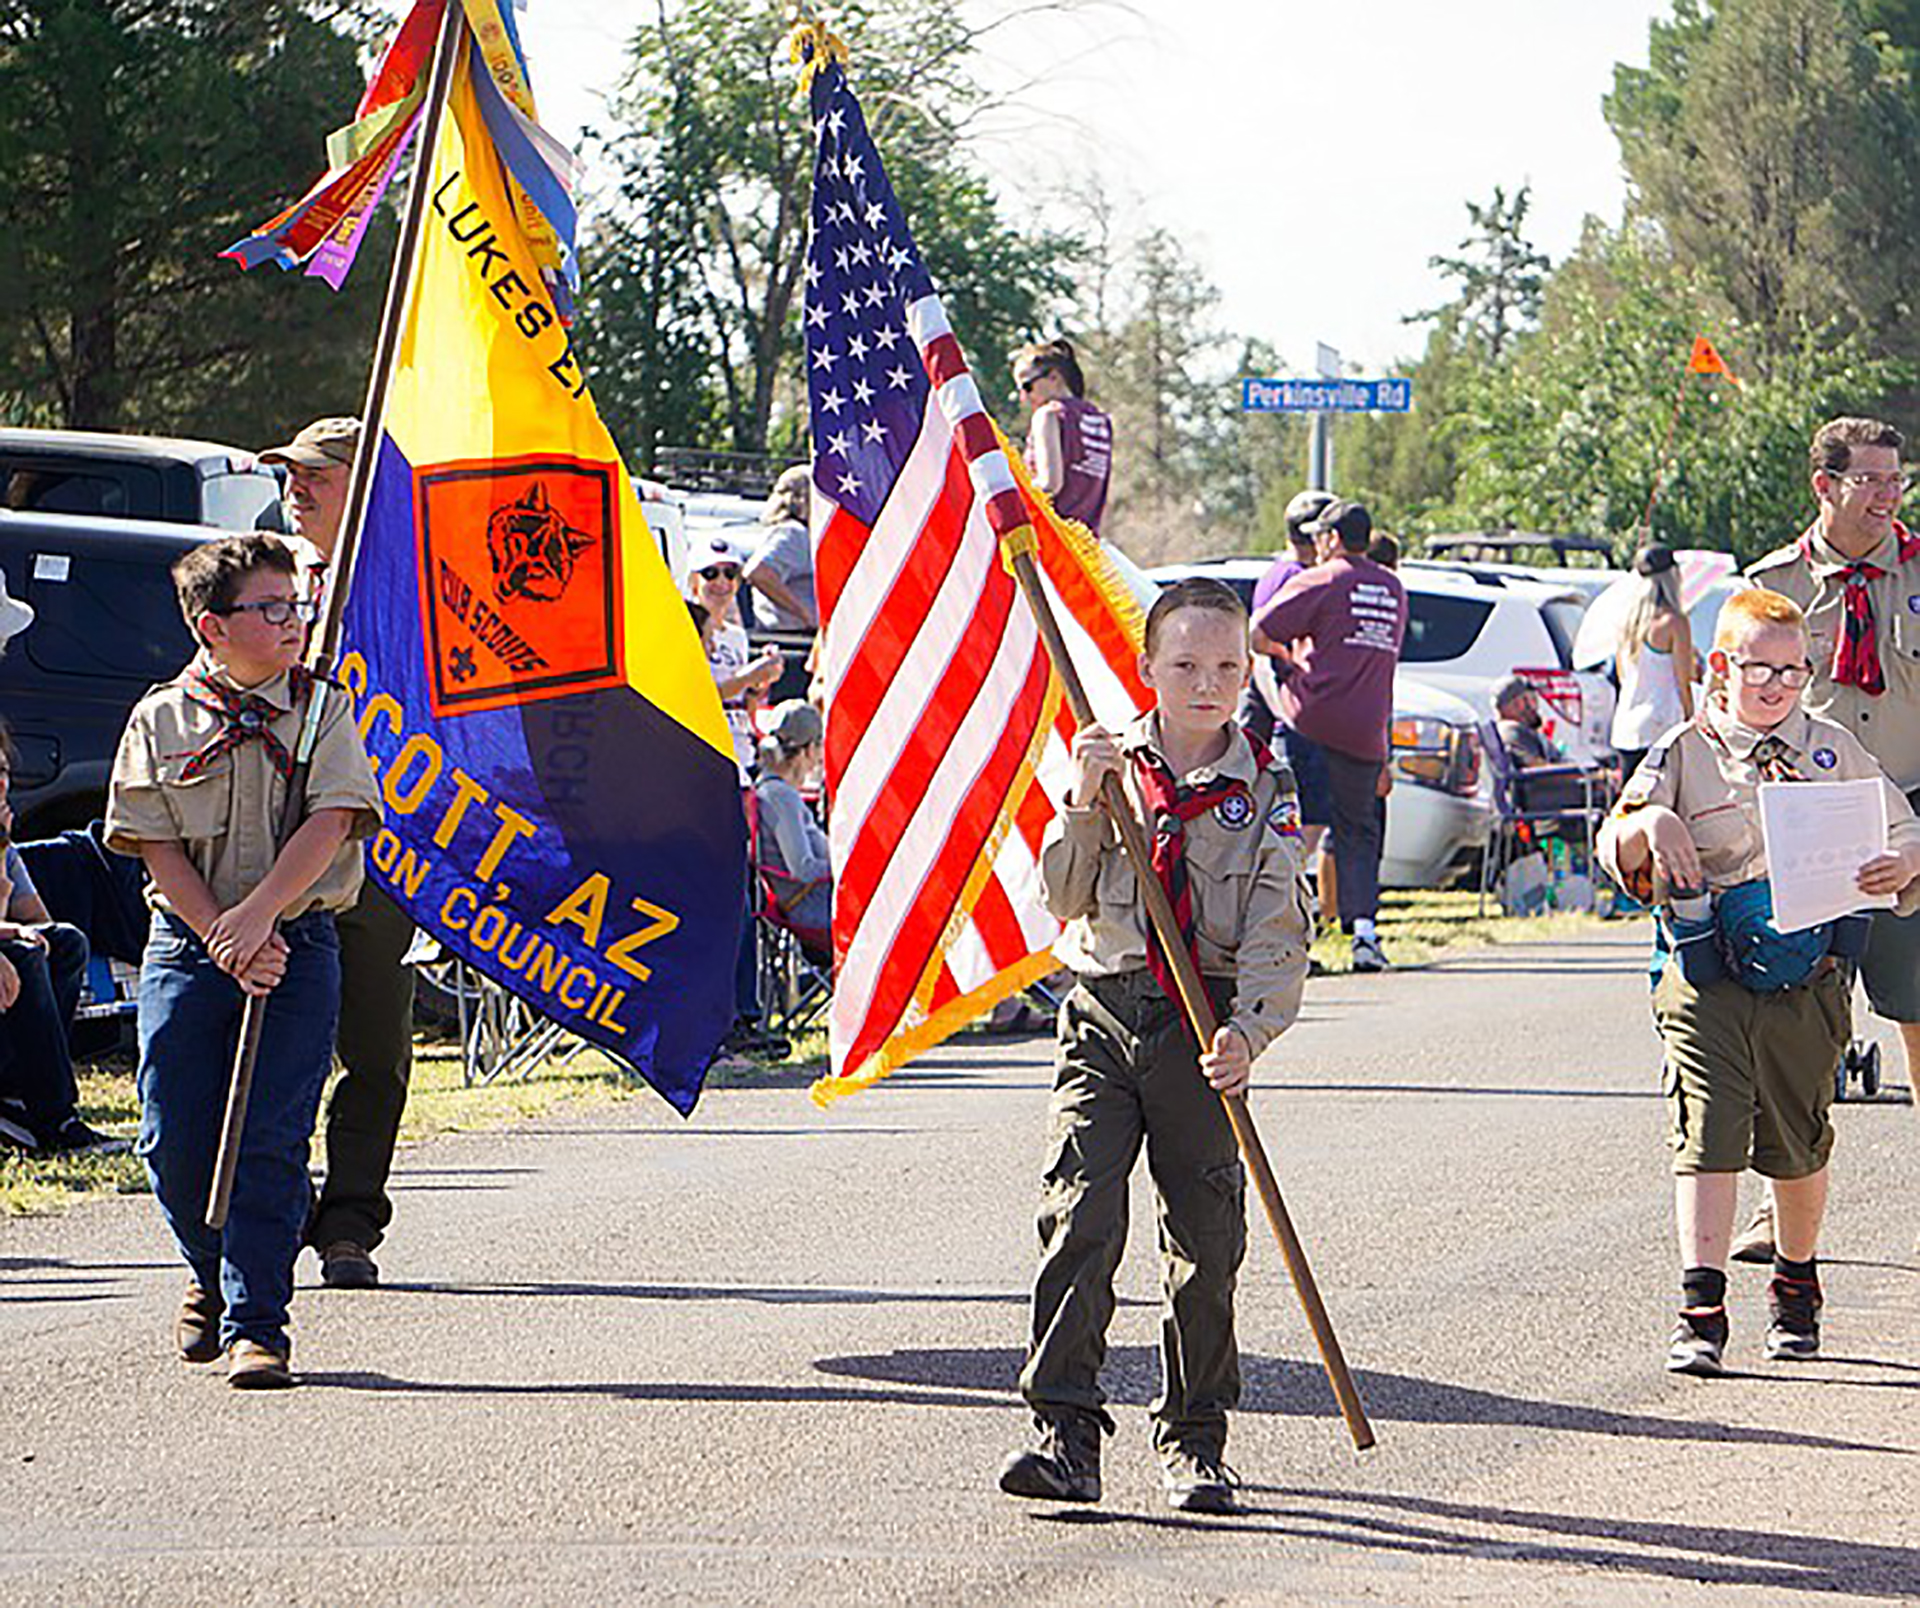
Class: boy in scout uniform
107,534,381,1389
1599,589,1920,1376
999,577,1312,1514
1745,415,1920,1259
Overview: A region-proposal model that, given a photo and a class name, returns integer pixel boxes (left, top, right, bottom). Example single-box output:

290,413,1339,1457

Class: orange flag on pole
1688,335,1740,385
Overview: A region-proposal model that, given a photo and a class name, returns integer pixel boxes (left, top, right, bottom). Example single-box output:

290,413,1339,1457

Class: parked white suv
1144,558,1494,889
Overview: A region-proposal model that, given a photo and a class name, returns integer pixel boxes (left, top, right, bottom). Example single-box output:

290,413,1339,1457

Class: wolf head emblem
485,481,594,603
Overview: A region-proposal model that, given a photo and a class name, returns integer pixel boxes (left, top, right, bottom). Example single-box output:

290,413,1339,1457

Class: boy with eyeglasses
1599,589,1920,1375
1744,415,1920,1262
106,533,381,1388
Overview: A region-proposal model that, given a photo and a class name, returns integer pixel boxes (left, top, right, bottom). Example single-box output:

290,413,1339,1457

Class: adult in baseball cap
263,409,413,1294
260,417,360,562
1251,488,1336,616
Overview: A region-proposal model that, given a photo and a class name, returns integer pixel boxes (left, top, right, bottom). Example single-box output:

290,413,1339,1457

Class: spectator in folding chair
753,700,830,949
0,722,127,1157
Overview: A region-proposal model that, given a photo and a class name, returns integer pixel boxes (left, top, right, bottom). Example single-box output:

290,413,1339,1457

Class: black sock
1682,1266,1727,1310
1772,1254,1817,1283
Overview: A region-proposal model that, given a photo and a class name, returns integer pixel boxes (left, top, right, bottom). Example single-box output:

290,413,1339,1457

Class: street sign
1241,377,1413,414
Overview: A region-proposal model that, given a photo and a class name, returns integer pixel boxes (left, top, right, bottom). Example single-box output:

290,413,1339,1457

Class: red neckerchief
1129,730,1271,1010
178,663,314,782
1799,520,1920,696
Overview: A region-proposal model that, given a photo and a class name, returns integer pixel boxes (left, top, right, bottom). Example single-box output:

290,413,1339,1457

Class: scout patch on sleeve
1813,746,1838,770
1267,793,1302,837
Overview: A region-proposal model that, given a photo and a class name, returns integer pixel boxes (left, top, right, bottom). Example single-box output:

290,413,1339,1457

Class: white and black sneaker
1666,1307,1729,1376
1350,934,1389,973
0,1104,38,1154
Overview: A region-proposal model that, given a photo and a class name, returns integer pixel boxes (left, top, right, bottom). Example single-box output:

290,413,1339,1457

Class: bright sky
414,1,1669,376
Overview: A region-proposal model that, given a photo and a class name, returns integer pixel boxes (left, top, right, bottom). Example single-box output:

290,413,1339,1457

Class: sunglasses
216,597,317,626
1016,372,1047,393
699,564,742,581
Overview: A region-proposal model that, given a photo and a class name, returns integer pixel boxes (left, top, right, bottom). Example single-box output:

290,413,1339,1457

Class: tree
0,2,389,440
1415,184,1551,361
1604,0,1920,355
1442,220,1907,561
584,0,1078,465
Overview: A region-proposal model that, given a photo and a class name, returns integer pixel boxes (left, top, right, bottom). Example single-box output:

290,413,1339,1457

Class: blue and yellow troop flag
336,33,743,1111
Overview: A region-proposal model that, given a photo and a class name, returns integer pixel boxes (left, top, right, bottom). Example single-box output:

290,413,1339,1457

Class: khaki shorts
1652,961,1849,1178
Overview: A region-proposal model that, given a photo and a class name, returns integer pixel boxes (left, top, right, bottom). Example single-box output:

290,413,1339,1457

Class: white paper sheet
1758,779,1897,934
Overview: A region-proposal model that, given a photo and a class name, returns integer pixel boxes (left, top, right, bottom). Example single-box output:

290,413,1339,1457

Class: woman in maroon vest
1013,338,1113,536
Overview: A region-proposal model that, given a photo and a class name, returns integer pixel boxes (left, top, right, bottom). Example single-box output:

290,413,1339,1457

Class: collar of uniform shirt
1702,697,1813,762
1119,710,1258,786
1801,518,1917,576
188,651,302,710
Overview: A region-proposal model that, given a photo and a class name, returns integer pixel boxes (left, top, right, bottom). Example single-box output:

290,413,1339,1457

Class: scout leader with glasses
1746,417,1920,1261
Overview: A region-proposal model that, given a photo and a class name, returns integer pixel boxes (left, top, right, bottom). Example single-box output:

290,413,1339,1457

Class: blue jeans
0,922,89,1136
136,910,340,1355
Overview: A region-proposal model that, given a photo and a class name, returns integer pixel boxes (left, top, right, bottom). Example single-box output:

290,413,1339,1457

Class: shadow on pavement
811,1346,1915,1455
379,1277,1102,1309
1247,1489,1920,1598
300,1371,1008,1411
1,1255,172,1305
1262,1081,1658,1100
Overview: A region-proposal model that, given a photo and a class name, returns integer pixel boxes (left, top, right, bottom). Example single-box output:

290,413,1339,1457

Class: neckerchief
1698,701,1805,784
1130,730,1270,1009
1799,520,1920,696
179,663,314,782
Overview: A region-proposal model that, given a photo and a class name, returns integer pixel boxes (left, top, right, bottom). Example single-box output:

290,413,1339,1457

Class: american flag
801,42,1151,1102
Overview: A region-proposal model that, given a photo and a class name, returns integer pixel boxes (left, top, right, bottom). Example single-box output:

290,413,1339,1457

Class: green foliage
584,0,1075,463
1442,221,1908,560
0,1,387,439
1415,185,1551,361
1605,0,1920,352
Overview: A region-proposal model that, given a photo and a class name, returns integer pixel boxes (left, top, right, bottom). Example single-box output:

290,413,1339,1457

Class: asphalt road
5,927,1920,1606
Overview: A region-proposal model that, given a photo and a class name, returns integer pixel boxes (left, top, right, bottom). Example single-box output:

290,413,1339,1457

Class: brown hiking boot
226,1340,294,1390
998,1414,1102,1503
175,1284,224,1364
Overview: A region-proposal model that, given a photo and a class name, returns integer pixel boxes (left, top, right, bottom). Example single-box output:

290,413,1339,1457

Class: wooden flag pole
1002,540,1375,1453
207,1,470,1230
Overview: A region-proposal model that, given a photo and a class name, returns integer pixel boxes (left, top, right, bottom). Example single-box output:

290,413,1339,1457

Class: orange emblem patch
413,456,624,716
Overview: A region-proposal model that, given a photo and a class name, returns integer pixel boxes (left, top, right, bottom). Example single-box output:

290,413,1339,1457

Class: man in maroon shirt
1252,500,1407,970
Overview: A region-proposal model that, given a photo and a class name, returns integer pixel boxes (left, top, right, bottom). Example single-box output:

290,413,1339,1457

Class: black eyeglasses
217,597,317,626
1730,657,1814,689
699,564,742,581
1016,371,1046,393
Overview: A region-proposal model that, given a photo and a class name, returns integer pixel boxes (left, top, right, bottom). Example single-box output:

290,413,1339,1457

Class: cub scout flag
237,6,743,1111
796,27,1152,1104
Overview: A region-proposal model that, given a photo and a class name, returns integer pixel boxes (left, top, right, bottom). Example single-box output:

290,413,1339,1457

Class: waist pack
1665,879,1869,992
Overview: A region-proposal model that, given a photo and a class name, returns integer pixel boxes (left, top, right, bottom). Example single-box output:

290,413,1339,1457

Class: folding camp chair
755,863,832,1037
1478,721,1611,914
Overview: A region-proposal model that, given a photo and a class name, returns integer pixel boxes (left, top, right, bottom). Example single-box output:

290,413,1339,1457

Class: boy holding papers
1600,589,1920,1375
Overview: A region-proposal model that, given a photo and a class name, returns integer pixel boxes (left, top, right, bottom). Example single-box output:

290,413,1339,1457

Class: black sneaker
0,1105,39,1153
998,1415,1102,1503
319,1241,380,1289
1350,934,1389,973
1666,1307,1729,1376
1162,1447,1240,1514
722,1021,791,1060
1765,1275,1822,1361
38,1117,130,1157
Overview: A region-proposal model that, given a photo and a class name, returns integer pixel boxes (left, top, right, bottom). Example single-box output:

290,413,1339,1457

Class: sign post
1242,358,1413,495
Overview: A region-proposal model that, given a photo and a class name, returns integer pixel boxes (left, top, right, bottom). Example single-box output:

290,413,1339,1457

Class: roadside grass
0,895,1606,1215
1308,886,1619,973
0,1025,831,1219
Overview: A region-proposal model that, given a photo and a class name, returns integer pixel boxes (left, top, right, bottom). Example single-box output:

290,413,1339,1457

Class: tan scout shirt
1039,712,1313,1058
1599,700,1920,915
105,655,383,918
1749,527,1920,790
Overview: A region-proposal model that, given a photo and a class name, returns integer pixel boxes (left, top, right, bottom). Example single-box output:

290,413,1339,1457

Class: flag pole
207,0,470,1229
1638,362,1690,538
1001,537,1376,1453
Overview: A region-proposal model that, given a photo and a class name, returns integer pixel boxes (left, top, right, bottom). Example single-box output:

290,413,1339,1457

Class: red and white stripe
811,293,1149,1099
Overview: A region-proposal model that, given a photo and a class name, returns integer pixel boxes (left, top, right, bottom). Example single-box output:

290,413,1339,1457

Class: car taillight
1391,717,1480,795
1520,666,1583,724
